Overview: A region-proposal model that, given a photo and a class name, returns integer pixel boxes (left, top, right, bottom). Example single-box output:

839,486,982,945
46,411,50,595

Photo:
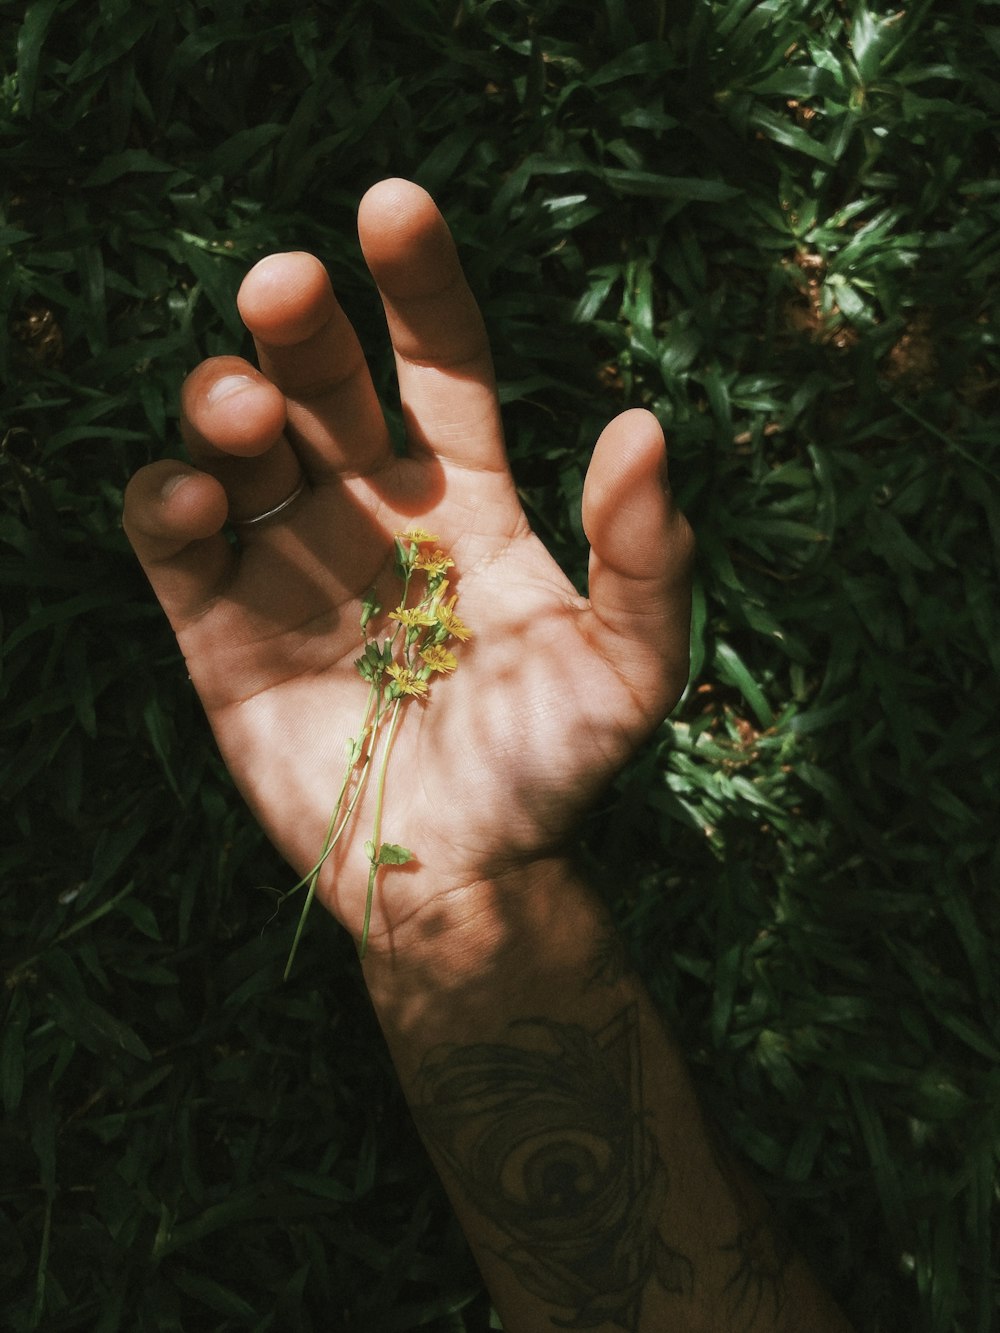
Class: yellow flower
395,528,438,544
389,606,438,628
420,645,458,674
436,595,472,642
386,664,429,696
414,548,455,577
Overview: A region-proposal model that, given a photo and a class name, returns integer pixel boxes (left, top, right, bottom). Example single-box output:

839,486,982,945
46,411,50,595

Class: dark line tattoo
585,922,632,991
412,1004,693,1331
709,1127,792,1330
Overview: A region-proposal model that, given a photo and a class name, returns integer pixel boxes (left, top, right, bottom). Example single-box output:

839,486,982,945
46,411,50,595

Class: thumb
581,409,694,714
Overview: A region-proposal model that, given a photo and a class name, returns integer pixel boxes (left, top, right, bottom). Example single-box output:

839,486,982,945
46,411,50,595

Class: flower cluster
282,531,470,977
359,534,466,695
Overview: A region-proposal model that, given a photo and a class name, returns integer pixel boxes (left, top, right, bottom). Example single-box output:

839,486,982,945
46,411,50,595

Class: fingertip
160,469,230,541
181,357,287,459
124,461,229,560
358,178,457,298
358,177,435,231
604,406,665,467
583,409,668,552
237,251,335,346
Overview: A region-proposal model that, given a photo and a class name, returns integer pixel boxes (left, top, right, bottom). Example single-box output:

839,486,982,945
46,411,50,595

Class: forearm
362,859,853,1333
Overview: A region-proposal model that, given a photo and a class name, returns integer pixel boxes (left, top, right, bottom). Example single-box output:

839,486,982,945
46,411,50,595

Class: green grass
2,1,998,1329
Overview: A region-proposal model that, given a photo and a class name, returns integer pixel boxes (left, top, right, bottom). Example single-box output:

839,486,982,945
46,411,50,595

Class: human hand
124,179,694,955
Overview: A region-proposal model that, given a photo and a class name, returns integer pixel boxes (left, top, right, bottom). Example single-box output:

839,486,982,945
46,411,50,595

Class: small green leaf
55,995,152,1062
0,990,28,1114
393,537,410,576
171,1266,259,1318
83,149,176,187
713,641,774,729
345,736,363,763
601,168,742,203
15,0,62,117
377,843,414,866
360,586,381,631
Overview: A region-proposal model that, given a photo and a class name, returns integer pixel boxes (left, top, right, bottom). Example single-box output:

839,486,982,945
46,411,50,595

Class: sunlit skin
123,177,695,958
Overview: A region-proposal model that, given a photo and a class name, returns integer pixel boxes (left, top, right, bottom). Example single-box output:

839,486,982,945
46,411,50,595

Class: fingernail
207,373,255,405
161,473,190,501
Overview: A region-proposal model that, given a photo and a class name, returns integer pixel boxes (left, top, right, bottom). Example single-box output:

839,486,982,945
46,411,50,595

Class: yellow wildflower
395,528,438,544
389,606,438,628
386,664,429,696
414,548,455,577
436,595,472,642
420,645,458,674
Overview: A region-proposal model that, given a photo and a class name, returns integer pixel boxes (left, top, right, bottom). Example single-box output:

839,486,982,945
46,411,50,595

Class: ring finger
180,355,306,527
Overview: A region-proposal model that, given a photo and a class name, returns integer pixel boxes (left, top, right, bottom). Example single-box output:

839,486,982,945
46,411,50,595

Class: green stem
358,695,405,960
284,561,420,977
283,685,378,981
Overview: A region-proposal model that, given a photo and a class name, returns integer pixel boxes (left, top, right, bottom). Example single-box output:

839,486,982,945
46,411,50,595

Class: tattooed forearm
412,1004,692,1332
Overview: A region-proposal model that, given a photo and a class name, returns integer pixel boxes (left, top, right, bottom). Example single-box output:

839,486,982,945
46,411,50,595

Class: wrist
360,855,612,1037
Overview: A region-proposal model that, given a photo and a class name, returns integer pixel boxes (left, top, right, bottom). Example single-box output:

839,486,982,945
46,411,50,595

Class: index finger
358,179,508,476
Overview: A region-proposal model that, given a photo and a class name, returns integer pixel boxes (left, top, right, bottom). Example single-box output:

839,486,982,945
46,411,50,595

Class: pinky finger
123,461,235,630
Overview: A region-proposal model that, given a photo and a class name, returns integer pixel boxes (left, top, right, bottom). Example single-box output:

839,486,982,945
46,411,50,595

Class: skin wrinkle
352,482,528,580
219,600,342,653
137,521,216,570
172,588,229,633
345,486,517,573
181,595,346,695
395,339,493,373
427,443,512,478
363,873,500,962
444,603,637,797
590,534,680,584
281,353,371,403
400,385,503,456
381,261,478,315
138,527,236,627
214,661,339,717
278,437,385,485
363,859,569,965
579,613,666,735
457,531,532,584
583,596,683,700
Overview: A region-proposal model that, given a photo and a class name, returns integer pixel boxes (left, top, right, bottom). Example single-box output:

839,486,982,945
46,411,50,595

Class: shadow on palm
184,449,642,946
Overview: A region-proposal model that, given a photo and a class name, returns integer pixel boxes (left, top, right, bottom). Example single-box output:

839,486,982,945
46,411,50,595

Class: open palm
124,179,693,952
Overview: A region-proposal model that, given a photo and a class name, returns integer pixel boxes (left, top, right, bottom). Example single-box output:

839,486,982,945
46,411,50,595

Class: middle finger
237,251,394,480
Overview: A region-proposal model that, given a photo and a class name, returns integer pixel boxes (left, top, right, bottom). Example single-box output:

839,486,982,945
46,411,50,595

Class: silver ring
233,482,306,527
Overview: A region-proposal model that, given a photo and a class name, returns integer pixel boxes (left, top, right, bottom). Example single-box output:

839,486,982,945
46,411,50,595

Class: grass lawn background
1,1,998,1329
